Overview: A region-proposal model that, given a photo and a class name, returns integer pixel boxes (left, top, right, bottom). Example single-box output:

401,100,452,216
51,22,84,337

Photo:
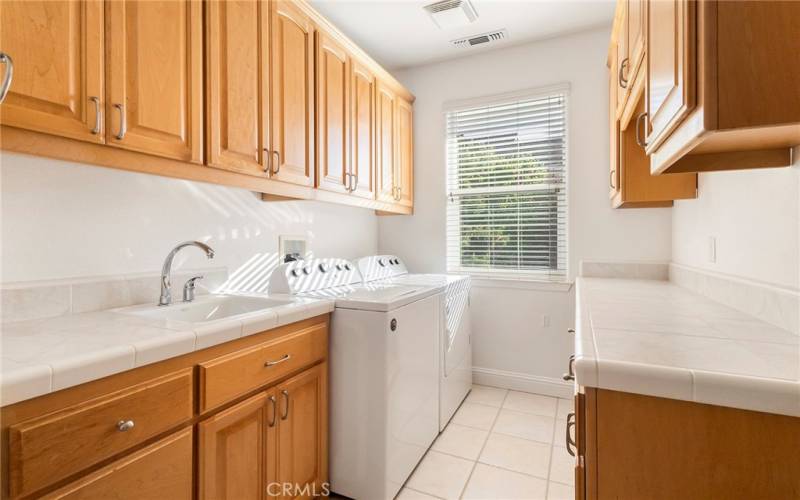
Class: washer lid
303,282,439,312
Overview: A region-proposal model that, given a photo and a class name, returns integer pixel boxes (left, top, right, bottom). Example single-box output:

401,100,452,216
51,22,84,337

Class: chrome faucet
159,241,215,306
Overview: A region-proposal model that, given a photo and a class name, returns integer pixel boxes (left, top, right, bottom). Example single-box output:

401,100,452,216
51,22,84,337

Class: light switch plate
708,236,716,263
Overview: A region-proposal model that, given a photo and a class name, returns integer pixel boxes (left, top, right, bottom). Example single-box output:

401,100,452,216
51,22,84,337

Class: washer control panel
357,255,408,282
269,258,361,294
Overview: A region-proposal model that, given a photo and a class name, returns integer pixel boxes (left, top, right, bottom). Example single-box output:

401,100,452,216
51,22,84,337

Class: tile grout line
457,388,509,499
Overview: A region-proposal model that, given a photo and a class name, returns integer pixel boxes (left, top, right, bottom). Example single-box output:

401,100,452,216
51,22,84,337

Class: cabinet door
315,31,349,194
395,96,414,208
199,392,276,500
206,0,269,176
608,49,621,200
646,0,695,152
270,0,315,186
376,81,396,203
0,0,104,143
43,429,193,500
106,0,203,163
627,0,645,76
276,363,328,500
615,2,628,114
350,60,376,199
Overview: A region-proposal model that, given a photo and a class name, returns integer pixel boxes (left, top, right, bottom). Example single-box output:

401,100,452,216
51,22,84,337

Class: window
445,86,568,281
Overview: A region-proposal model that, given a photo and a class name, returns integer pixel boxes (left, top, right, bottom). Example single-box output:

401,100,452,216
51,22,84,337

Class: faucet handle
183,275,204,303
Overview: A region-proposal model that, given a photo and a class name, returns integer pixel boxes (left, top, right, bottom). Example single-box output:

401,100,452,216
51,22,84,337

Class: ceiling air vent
423,0,478,29
451,29,508,49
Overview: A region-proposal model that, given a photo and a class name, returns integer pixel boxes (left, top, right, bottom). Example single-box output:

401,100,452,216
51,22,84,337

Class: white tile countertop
0,294,334,407
574,277,800,417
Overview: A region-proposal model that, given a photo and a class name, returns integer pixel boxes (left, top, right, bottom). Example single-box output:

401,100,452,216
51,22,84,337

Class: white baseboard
472,367,573,399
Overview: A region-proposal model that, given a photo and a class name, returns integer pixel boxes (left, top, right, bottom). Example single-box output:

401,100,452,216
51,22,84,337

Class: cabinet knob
567,328,575,335
116,420,135,432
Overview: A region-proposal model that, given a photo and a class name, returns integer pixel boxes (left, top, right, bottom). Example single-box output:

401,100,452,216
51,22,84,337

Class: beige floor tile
451,402,500,430
479,433,551,478
462,463,548,500
556,398,574,421
431,423,489,460
503,391,558,417
466,385,508,407
397,487,443,500
493,409,555,443
407,451,474,499
549,446,575,485
547,481,575,500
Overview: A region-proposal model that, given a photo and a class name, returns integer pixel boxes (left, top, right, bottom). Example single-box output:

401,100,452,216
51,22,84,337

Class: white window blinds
445,87,568,281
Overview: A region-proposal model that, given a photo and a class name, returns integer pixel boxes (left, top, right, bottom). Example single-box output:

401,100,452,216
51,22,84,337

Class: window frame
443,84,571,282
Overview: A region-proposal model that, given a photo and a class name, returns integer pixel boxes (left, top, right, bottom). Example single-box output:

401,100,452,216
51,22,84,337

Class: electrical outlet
542,314,550,327
708,236,717,263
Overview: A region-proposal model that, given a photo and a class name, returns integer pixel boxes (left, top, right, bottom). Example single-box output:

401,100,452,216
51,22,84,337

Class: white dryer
269,258,441,500
357,255,473,431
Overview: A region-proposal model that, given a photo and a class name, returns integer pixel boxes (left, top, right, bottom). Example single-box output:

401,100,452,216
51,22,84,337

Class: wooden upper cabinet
270,0,315,187
645,0,695,154
42,429,193,500
199,391,275,500
0,0,104,143
350,59,376,200
395,96,414,208
315,30,350,194
275,363,328,500
206,0,269,177
614,1,628,114
376,81,396,203
608,47,621,202
106,0,203,163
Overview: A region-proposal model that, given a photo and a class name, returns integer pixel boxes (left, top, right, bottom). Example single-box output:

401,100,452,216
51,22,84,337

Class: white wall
381,28,674,393
672,150,800,290
0,153,378,285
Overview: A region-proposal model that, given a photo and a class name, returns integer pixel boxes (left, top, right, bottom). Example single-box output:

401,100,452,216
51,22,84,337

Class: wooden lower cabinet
42,428,193,500
198,364,328,500
0,316,330,500
575,387,800,500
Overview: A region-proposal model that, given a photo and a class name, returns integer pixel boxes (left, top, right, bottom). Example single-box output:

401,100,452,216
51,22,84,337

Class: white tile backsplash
1,267,228,323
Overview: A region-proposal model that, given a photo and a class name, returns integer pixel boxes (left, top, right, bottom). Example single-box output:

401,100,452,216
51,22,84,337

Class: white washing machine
269,258,441,500
357,255,473,431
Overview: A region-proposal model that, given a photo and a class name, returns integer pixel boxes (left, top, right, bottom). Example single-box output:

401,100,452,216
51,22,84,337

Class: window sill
467,275,574,292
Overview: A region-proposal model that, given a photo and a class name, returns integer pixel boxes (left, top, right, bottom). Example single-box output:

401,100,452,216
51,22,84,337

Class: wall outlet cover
279,235,308,262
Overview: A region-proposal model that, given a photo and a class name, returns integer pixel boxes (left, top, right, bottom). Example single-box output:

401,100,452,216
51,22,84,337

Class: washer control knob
344,263,352,271
318,263,329,273
378,258,387,267
290,269,300,278
335,264,343,271
302,266,311,275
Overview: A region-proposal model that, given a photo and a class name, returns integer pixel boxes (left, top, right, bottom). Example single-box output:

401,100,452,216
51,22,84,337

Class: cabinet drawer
40,428,193,500
8,368,193,498
199,322,328,412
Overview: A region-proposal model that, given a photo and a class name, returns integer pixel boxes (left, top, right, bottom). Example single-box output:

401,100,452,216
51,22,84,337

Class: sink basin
116,294,293,323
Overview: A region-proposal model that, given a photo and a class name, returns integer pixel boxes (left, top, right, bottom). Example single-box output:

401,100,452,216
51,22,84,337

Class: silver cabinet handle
609,169,616,190
280,389,289,420
562,355,576,381
618,57,629,88
345,172,353,192
0,52,13,103
89,96,101,135
566,413,576,456
268,395,277,427
263,148,272,176
113,103,126,140
264,354,291,367
116,420,135,432
351,172,359,192
272,150,281,174
635,112,648,148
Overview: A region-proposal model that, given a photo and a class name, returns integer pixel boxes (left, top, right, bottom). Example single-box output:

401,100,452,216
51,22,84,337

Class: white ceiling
309,0,615,70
